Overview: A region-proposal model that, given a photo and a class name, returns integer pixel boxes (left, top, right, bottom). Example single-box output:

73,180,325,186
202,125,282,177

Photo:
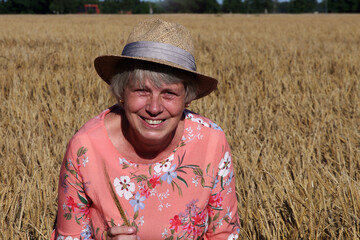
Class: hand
107,226,140,240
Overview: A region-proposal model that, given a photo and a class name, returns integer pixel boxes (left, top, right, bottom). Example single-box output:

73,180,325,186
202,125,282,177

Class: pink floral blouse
52,107,240,240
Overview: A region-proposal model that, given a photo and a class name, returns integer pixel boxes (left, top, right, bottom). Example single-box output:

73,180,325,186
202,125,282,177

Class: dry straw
94,18,218,100
103,162,131,227
0,14,359,239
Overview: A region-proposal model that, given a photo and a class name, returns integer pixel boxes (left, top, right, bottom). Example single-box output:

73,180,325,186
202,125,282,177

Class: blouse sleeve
52,137,93,240
204,133,240,240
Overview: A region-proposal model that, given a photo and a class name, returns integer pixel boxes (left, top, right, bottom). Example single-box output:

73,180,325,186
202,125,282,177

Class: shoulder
183,110,228,149
76,109,109,135
184,109,224,132
67,108,110,149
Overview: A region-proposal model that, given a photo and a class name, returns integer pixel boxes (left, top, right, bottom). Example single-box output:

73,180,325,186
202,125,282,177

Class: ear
117,96,124,105
117,91,126,105
185,101,191,108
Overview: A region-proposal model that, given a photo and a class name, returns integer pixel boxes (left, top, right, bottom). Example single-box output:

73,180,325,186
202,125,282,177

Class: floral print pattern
114,176,135,200
55,147,94,240
218,151,232,177
129,192,146,212
154,154,174,173
165,199,209,239
52,109,240,240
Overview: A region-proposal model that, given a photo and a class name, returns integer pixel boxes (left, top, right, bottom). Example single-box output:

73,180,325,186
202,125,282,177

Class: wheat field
0,14,359,239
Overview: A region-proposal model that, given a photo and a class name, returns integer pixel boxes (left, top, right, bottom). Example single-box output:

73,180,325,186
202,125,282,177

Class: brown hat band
121,41,197,71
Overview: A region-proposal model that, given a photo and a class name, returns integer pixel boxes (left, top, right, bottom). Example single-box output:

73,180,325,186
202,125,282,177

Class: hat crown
126,18,194,55
94,18,218,100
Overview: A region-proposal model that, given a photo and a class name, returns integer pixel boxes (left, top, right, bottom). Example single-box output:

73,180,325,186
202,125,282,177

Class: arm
205,136,240,240
52,138,140,240
53,139,93,239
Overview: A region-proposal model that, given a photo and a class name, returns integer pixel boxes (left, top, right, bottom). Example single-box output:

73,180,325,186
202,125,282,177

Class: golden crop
0,14,359,239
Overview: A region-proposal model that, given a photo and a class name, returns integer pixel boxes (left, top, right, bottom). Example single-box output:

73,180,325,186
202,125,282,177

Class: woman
52,18,240,240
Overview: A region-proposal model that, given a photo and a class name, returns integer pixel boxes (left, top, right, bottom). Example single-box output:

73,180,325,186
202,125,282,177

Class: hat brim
94,55,218,100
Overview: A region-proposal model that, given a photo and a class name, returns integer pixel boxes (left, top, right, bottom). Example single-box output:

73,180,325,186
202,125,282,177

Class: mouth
141,117,165,125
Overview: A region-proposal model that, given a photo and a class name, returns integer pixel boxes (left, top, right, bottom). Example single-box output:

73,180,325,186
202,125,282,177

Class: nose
146,95,163,116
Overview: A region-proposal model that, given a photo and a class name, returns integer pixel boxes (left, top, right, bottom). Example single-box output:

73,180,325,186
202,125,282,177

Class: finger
107,226,136,237
107,235,138,240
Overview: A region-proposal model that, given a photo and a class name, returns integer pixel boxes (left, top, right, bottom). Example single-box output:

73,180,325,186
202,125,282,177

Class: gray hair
110,60,198,103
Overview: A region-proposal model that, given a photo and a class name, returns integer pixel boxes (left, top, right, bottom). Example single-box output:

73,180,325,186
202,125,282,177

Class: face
122,77,187,148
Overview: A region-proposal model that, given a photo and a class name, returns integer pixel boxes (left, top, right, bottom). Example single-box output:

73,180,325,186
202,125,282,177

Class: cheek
164,102,186,116
123,94,145,112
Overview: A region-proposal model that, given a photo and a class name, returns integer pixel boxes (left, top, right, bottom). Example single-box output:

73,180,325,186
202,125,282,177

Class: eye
163,91,178,99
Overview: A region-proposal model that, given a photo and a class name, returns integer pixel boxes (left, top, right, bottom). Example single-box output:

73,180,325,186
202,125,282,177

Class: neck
127,129,175,160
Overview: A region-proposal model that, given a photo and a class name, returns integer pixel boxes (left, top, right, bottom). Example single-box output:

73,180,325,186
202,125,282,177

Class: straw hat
94,18,218,100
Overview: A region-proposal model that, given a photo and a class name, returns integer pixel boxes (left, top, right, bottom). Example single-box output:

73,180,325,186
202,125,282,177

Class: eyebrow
162,85,183,92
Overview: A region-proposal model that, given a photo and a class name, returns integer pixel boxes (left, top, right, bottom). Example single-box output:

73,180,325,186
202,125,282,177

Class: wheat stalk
1,14,359,239
103,162,130,227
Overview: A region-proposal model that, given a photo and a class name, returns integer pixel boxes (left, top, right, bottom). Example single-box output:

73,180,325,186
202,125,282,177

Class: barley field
0,14,359,239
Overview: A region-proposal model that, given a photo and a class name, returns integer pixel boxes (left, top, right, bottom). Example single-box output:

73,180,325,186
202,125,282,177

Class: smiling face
122,77,187,149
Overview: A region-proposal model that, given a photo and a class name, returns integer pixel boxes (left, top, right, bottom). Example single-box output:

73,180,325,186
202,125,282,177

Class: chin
139,132,172,144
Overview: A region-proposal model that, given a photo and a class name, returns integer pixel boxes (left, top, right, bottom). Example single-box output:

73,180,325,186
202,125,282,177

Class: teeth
145,119,163,125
